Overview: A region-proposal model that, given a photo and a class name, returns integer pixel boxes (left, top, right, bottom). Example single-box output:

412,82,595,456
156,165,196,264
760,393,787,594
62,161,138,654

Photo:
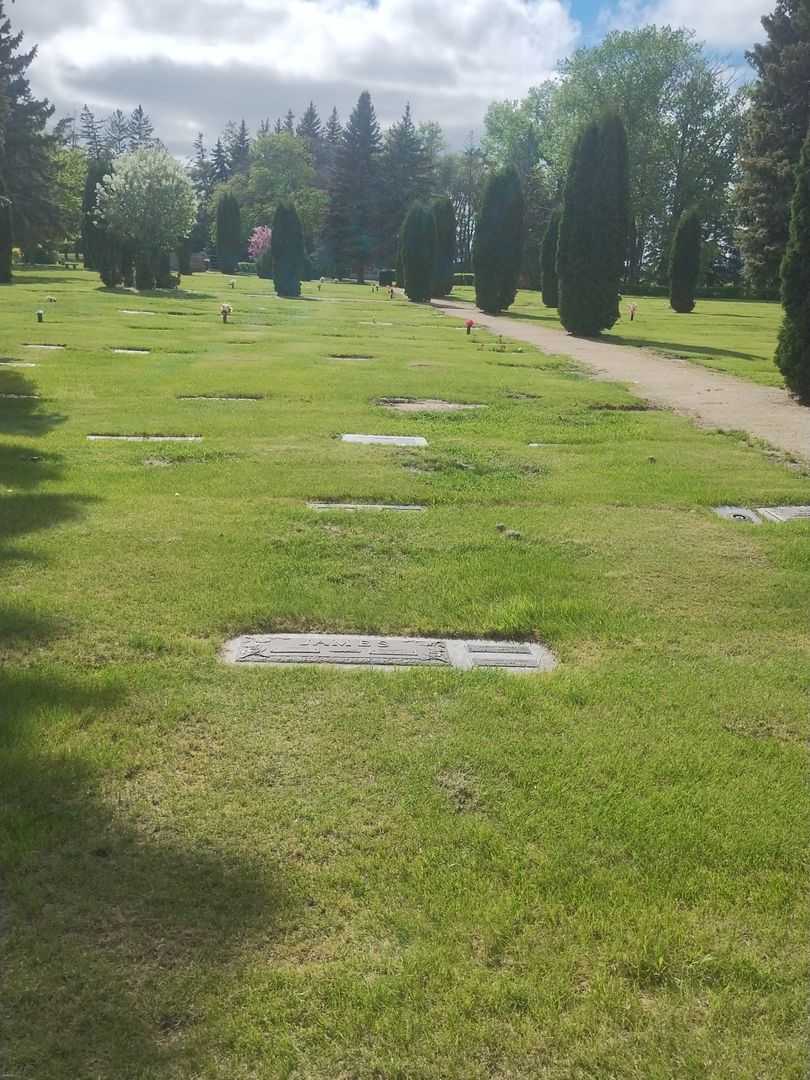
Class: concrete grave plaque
0,361,37,368
223,633,556,673
0,393,39,399
359,321,394,326
713,506,762,524
178,394,263,402
307,501,425,512
22,344,64,350
120,309,156,316
341,434,428,447
378,398,484,413
757,505,810,523
112,348,150,354
87,434,202,442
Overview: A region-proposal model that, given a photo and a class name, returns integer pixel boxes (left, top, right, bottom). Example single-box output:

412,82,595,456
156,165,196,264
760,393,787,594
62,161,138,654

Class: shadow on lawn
0,371,286,1075
607,334,763,363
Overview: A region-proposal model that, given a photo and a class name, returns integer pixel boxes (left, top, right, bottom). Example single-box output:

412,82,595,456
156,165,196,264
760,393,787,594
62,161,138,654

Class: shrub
669,208,701,313
431,196,456,297
216,192,242,275
776,128,810,403
540,209,561,308
272,202,305,298
473,165,524,313
400,202,436,302
0,190,13,284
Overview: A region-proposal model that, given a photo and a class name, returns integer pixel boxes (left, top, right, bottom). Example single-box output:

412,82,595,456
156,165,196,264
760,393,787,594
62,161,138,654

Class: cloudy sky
12,0,766,156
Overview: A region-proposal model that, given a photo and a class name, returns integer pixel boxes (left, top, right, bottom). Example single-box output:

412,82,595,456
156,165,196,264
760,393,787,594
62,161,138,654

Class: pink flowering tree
248,225,272,259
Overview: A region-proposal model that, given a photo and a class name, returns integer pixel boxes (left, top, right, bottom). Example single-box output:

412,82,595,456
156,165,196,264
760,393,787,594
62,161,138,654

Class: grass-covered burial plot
2,270,810,1079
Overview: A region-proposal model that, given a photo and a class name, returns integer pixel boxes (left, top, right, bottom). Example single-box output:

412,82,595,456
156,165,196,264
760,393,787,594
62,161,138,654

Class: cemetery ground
451,285,784,389
1,269,809,1080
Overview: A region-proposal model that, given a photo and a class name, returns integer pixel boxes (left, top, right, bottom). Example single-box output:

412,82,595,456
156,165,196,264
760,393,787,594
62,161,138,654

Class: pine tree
473,165,524,313
80,104,103,158
378,103,433,265
400,201,436,302
540,208,561,308
557,112,629,336
431,195,455,296
0,2,60,260
104,109,129,156
324,91,382,279
258,118,271,137
776,128,810,402
324,107,342,146
227,119,251,174
128,105,154,151
81,155,111,270
271,201,304,297
669,207,701,313
738,0,810,289
296,101,322,142
0,176,12,283
188,132,212,251
215,192,241,273
274,118,284,135
210,138,230,185
283,110,295,135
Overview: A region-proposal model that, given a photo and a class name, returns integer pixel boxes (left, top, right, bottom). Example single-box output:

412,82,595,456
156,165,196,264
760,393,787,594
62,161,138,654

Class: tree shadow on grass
0,667,286,1079
8,273,90,287
607,334,763,363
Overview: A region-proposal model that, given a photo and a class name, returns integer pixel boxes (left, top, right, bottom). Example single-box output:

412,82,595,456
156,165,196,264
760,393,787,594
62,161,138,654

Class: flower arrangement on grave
465,318,475,336
220,303,233,323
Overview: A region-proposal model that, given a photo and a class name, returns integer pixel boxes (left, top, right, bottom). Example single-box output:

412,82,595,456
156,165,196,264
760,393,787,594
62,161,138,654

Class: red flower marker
465,319,475,336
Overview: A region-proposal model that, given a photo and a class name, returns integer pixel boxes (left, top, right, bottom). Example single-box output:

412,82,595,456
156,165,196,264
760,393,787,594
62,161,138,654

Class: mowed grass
451,285,785,388
1,269,809,1079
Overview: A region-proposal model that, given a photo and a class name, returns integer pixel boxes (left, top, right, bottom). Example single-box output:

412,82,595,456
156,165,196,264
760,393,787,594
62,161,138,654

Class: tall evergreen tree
775,128,810,402
473,165,524,313
227,119,251,174
128,105,155,151
215,191,241,273
540,208,561,308
557,112,629,335
274,117,284,135
81,155,111,270
0,3,60,260
738,0,810,289
80,104,103,158
431,195,456,296
210,138,231,185
296,102,321,142
272,200,304,297
324,107,342,146
283,110,295,136
378,103,432,265
0,176,12,283
400,201,436,302
324,91,382,279
104,109,129,156
522,167,551,290
189,132,212,252
669,207,701,313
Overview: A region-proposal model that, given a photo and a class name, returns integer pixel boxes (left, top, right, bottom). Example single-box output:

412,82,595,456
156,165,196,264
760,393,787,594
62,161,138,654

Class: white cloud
599,0,765,51
14,0,581,152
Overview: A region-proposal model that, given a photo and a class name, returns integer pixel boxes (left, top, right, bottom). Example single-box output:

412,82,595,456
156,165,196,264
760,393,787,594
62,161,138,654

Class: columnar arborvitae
272,201,304,298
540,208,561,307
775,129,810,403
557,112,629,336
473,165,524,314
81,156,110,270
0,179,12,284
400,202,436,302
431,196,456,297
669,208,701,313
215,192,241,274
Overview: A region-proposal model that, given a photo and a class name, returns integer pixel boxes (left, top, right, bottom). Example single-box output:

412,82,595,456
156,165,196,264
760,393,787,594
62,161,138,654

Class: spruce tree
128,105,155,150
377,103,432,265
324,91,382,280
540,208,560,308
80,104,103,158
473,165,524,314
272,201,304,298
0,178,12,284
400,201,436,302
775,128,810,403
557,112,629,336
210,139,230,185
227,119,251,174
324,107,342,147
669,207,701,313
215,192,241,273
104,109,129,156
431,195,456,296
296,102,322,142
283,110,295,135
81,156,111,270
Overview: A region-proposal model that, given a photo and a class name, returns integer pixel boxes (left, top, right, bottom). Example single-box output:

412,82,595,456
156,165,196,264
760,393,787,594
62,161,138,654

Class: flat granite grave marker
341,434,428,447
112,348,151,355
22,344,64,350
378,398,484,413
757,505,810,523
222,633,556,673
87,434,202,442
307,501,425,512
713,506,762,524
0,361,37,368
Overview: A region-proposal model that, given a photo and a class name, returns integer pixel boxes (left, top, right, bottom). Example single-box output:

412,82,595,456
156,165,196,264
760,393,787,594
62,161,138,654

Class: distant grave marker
178,394,263,402
0,393,40,399
341,434,428,447
757,505,810,523
0,361,37,368
119,309,156,316
87,434,202,442
378,398,484,413
112,348,150,355
713,506,762,524
307,501,425,512
22,344,64,350
223,633,556,673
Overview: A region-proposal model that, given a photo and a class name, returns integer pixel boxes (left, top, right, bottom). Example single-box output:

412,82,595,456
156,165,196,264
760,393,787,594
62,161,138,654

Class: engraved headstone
757,505,810,523
341,434,428,447
713,506,762,524
222,633,556,673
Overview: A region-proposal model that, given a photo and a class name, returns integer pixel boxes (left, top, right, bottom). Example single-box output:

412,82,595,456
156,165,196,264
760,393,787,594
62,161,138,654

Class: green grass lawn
1,269,809,1079
451,286,785,388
